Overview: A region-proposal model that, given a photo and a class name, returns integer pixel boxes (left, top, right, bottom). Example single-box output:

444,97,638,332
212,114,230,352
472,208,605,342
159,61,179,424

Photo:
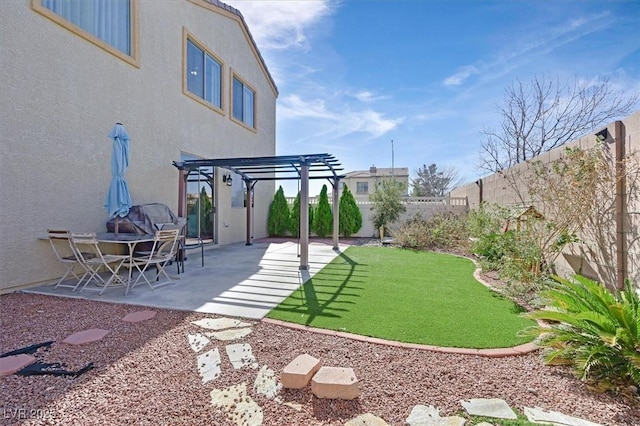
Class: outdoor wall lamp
222,173,233,186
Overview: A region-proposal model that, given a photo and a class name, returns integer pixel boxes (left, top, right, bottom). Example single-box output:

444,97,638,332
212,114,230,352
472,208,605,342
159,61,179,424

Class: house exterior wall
0,0,277,292
342,167,410,200
451,111,640,289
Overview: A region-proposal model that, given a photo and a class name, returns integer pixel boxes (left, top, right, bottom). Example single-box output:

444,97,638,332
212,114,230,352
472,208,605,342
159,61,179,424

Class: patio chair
70,232,128,295
47,229,87,290
125,228,180,294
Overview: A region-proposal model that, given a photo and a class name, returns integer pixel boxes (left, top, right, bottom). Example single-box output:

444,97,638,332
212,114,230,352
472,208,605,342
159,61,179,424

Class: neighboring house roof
196,0,278,96
345,167,409,178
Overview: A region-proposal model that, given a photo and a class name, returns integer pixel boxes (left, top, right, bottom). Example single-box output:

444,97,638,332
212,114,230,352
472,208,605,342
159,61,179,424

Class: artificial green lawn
267,246,536,348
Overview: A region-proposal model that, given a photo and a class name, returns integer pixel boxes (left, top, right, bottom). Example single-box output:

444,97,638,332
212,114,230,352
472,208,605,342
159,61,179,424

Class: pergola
172,153,345,270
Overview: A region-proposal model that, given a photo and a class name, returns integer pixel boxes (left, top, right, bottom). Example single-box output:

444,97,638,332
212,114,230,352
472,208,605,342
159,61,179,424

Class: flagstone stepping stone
188,333,210,352
205,327,252,341
192,317,251,330
281,353,321,389
197,348,221,384
311,366,359,400
210,382,263,426
0,354,36,377
345,412,389,426
121,310,156,322
281,401,303,411
461,398,517,420
62,328,109,345
406,405,466,426
253,365,281,399
225,343,257,369
524,406,603,426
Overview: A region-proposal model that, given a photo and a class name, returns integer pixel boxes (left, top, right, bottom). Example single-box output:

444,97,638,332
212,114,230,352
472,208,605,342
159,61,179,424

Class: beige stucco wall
451,111,640,288
0,0,277,292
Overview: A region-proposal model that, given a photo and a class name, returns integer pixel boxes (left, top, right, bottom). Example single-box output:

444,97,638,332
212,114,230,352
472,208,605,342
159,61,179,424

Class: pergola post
245,179,252,245
299,163,309,270
332,178,339,250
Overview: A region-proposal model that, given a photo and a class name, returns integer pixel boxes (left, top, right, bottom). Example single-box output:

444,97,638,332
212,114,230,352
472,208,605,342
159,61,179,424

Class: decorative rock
205,327,252,341
345,412,389,426
253,365,282,399
210,382,263,426
406,405,466,426
311,366,359,400
62,328,109,345
188,333,210,352
225,343,257,369
192,317,251,330
197,348,221,384
0,354,36,377
121,310,156,322
524,406,603,426
281,353,321,389
461,398,517,420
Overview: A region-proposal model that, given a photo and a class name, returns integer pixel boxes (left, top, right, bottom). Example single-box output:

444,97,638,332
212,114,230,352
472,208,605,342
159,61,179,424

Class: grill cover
106,203,183,235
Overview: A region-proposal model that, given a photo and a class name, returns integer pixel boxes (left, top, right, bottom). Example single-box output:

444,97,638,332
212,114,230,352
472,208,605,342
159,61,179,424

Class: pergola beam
172,153,344,269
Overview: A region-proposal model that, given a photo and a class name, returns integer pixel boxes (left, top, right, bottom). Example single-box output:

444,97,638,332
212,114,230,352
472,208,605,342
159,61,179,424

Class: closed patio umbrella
105,123,133,235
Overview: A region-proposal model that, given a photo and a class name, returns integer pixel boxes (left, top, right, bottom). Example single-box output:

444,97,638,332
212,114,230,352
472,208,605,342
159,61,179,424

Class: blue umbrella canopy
105,123,133,218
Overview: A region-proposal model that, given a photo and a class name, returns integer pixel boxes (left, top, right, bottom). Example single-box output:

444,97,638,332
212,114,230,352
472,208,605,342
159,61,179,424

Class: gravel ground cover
1,292,638,425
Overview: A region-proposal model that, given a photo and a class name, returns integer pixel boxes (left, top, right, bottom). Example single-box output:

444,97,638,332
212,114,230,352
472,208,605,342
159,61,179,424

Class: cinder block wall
450,111,640,288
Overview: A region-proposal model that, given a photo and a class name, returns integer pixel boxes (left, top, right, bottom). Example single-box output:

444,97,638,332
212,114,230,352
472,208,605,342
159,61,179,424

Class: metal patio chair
125,228,181,294
47,229,87,290
70,232,128,295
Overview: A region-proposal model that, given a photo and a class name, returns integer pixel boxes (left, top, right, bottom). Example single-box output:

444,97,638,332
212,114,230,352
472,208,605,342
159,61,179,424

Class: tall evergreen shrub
339,184,362,237
267,186,290,237
290,193,301,237
313,185,333,237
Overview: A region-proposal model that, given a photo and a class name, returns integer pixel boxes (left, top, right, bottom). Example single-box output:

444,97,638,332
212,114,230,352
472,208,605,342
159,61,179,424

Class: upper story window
186,36,223,110
33,0,138,66
232,75,255,128
356,182,369,194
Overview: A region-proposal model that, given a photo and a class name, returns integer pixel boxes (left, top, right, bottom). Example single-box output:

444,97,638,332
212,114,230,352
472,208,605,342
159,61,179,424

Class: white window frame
356,182,369,194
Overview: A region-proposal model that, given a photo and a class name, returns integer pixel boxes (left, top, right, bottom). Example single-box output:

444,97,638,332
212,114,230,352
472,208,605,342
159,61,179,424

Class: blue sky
225,0,640,195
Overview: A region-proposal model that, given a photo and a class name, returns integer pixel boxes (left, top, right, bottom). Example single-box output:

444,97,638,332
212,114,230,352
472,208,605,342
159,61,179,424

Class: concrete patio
24,239,347,319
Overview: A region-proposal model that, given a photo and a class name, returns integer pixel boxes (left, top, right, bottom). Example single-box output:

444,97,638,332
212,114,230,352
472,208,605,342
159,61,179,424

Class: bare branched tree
411,164,464,197
480,75,638,173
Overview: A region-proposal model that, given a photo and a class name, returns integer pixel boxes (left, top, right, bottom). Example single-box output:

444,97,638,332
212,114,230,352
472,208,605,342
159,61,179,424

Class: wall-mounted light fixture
222,173,233,186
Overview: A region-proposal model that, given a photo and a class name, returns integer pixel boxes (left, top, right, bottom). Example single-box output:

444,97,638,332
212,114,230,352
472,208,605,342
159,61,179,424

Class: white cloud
278,95,402,139
224,0,335,51
443,65,480,87
442,11,613,88
350,90,389,103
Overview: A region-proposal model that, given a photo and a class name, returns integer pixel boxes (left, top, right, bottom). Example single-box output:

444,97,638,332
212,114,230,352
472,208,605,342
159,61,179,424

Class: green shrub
394,212,469,251
338,184,362,237
313,185,333,237
522,275,640,389
267,186,290,237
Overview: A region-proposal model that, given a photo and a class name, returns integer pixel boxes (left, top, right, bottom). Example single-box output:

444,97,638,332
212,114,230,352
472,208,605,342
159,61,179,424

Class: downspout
476,178,483,206
614,121,627,290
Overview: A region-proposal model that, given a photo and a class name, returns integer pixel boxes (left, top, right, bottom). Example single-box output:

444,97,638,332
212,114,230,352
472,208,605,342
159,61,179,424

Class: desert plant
267,186,290,237
394,212,468,251
313,185,333,237
338,184,362,238
370,179,406,235
522,275,640,389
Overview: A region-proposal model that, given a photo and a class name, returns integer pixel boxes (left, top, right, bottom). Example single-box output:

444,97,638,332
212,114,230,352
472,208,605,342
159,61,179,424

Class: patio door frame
178,153,216,244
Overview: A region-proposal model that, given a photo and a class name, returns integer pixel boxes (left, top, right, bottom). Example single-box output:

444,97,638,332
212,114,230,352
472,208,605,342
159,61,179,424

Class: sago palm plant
522,275,640,389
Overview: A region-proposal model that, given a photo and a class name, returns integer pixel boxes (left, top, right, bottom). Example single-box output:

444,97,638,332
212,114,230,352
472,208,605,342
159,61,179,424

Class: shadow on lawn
274,251,364,325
